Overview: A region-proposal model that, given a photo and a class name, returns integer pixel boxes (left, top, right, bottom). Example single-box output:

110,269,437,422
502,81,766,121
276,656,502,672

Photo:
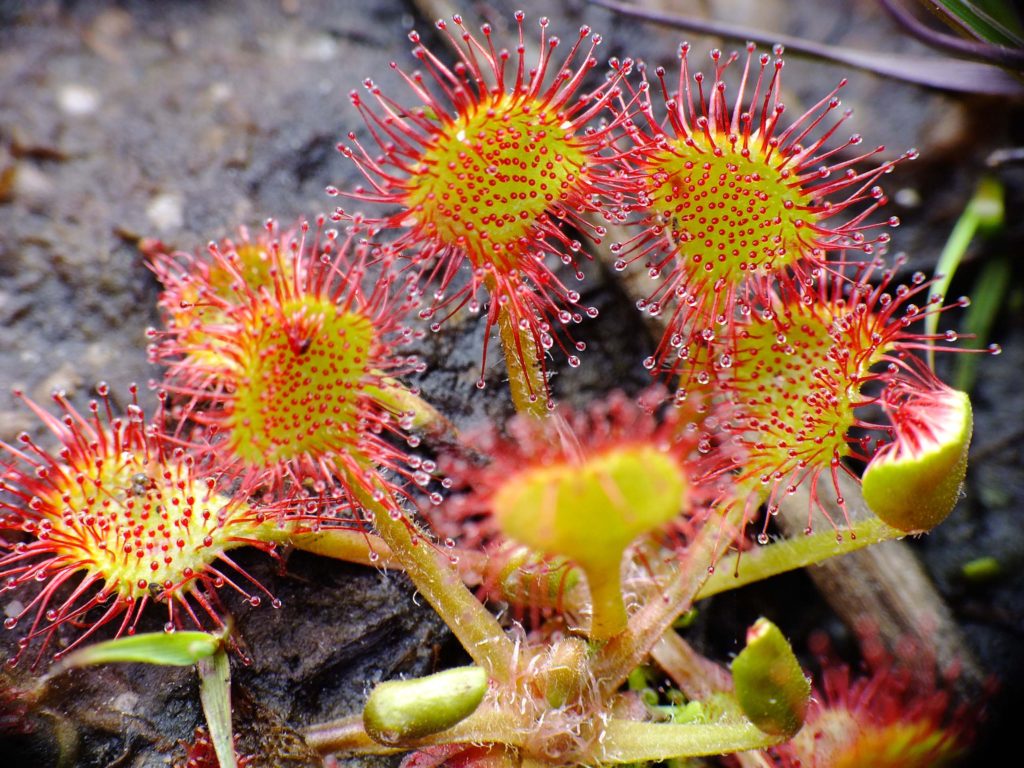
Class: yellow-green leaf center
36,444,259,600
646,135,814,283
403,94,588,271
229,297,376,466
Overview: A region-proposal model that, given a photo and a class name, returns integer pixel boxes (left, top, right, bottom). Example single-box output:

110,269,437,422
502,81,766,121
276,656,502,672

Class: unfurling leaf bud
863,387,973,533
537,637,590,708
730,618,810,738
363,666,488,745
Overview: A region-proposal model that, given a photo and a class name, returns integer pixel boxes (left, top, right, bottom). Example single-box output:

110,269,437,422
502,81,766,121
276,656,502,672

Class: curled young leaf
363,666,488,746
863,386,973,533
730,618,810,738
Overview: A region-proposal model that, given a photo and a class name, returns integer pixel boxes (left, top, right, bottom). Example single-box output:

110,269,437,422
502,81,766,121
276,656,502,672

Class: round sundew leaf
24,420,268,604
784,691,964,768
831,717,961,768
726,297,867,495
863,389,973,533
0,388,281,666
490,444,687,573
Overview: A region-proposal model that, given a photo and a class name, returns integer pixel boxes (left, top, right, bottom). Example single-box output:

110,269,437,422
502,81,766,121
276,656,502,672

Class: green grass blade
926,176,1004,370
955,256,1011,392
930,0,1024,45
198,647,236,768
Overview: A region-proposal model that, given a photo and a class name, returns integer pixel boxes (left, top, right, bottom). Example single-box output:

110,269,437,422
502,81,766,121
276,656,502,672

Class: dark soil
1,1,1022,766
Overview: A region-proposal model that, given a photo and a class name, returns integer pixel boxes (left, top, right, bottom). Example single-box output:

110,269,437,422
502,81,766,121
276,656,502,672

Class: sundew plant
0,10,997,768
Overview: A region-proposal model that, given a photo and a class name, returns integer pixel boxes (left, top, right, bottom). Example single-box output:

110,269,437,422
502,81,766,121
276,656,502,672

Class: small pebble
57,84,100,116
146,191,184,232
3,600,24,620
